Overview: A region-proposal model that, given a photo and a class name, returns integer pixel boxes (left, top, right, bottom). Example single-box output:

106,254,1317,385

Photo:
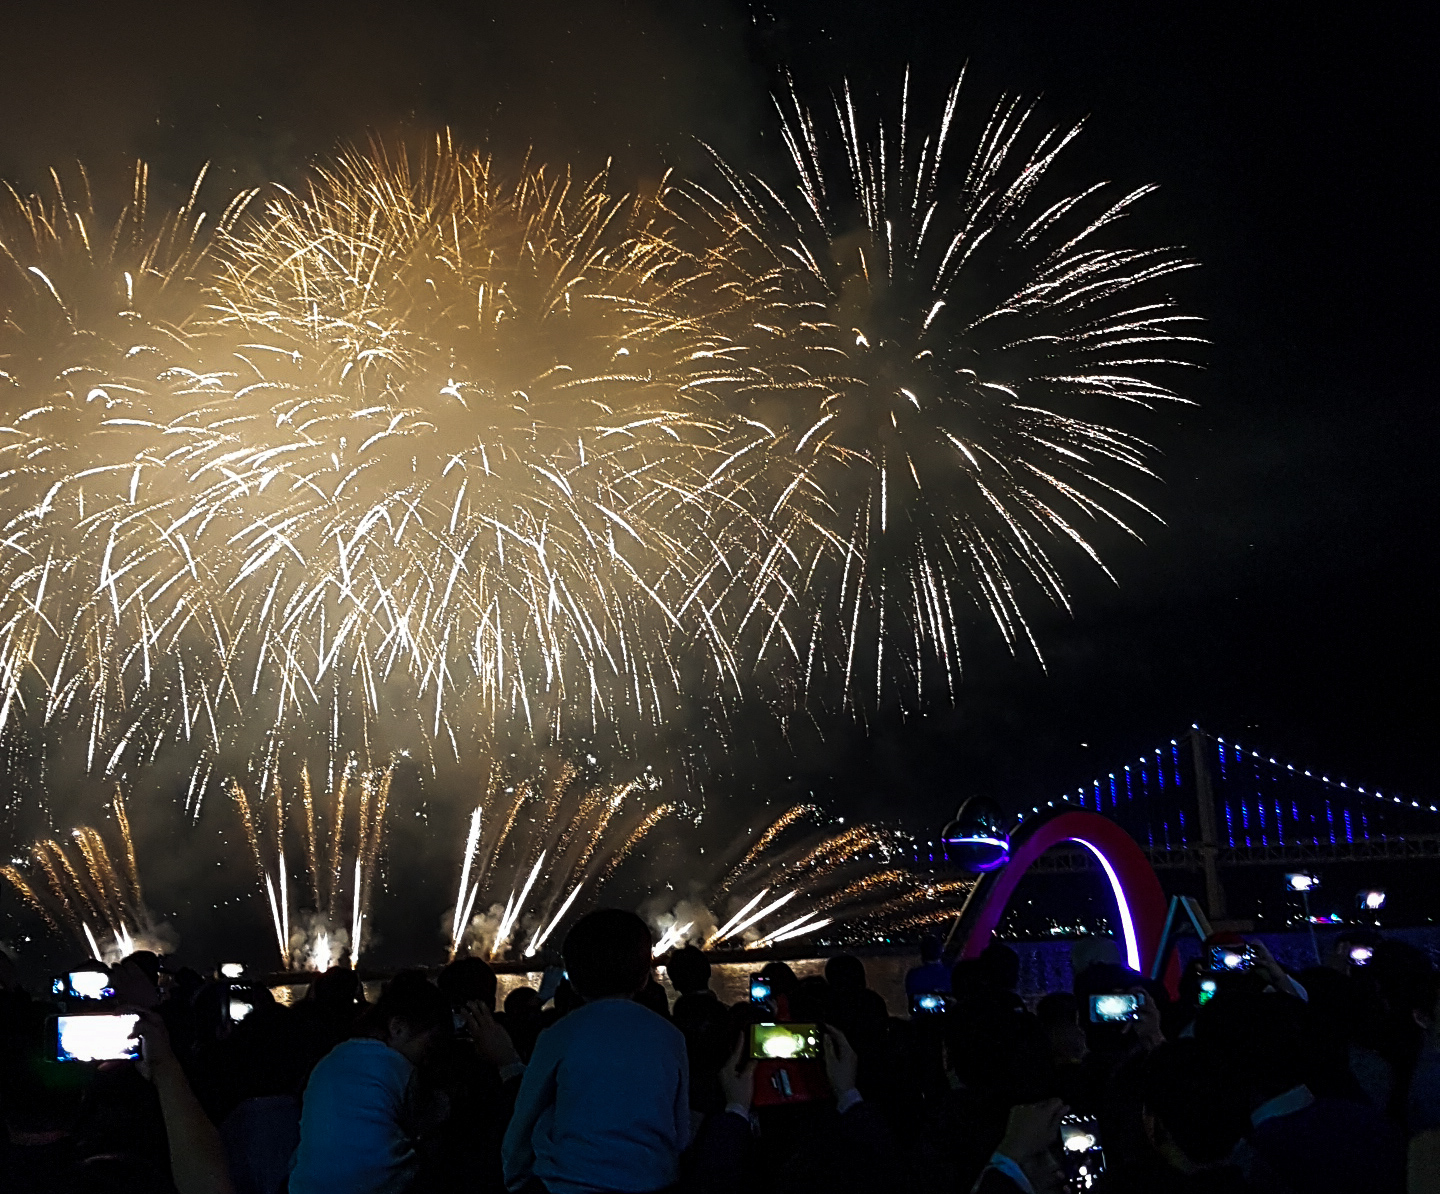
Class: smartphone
228,997,255,1024
59,970,115,1001
1059,1114,1105,1190
749,1022,821,1061
1208,944,1255,972
911,992,954,1016
52,1013,140,1062
1198,978,1218,1005
749,977,773,1004
219,962,245,979
1348,945,1374,966
1089,993,1142,1023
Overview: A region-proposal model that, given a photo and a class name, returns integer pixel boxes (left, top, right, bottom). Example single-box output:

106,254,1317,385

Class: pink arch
957,808,1170,981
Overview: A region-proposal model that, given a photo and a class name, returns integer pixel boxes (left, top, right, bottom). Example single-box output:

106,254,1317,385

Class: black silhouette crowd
2,913,1437,1194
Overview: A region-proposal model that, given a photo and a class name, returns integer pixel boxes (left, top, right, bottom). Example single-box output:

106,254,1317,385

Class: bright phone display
53,1014,140,1062
748,1022,820,1061
1088,993,1141,1022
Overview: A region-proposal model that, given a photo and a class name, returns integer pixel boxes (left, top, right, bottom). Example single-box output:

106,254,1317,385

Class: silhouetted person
503,909,688,1194
905,934,952,996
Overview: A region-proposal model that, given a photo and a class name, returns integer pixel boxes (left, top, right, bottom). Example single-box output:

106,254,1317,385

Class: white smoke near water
450,902,509,959
642,895,719,955
288,911,350,972
97,917,180,964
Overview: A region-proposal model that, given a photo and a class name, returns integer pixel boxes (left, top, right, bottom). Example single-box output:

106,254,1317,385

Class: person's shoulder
583,998,685,1041
316,1037,409,1080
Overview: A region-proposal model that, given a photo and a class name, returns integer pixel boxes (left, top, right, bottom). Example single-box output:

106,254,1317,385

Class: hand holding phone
718,1035,756,1115
748,1023,829,1107
994,1098,1067,1186
822,1024,859,1097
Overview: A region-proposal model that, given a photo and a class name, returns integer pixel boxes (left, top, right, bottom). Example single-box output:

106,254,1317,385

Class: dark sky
1,2,1431,870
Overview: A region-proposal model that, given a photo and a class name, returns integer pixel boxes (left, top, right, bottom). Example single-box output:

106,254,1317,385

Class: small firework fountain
643,804,975,954
2,788,165,961
228,755,395,970
447,763,671,961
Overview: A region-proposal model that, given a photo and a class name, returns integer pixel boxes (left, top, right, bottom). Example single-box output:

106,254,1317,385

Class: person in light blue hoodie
503,909,688,1194
289,970,452,1194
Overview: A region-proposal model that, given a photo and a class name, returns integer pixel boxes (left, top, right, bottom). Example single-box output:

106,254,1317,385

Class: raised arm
132,1009,235,1194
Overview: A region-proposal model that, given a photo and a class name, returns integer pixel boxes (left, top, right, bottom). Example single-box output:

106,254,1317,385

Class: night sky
1,3,1431,954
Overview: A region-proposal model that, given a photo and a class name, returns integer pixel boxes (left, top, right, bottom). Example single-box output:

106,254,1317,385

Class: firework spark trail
719,803,822,891
597,803,671,882
524,878,587,958
112,787,143,906
82,923,104,961
326,761,352,908
711,890,797,945
230,780,265,876
33,843,85,932
77,827,131,925
706,887,770,945
652,920,694,956
691,806,973,949
71,829,123,935
301,764,320,911
0,865,61,933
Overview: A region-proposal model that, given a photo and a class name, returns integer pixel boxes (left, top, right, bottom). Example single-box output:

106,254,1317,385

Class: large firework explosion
0,74,1198,960
675,70,1201,708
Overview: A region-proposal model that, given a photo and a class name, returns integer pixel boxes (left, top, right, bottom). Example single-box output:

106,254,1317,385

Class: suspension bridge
916,726,1440,922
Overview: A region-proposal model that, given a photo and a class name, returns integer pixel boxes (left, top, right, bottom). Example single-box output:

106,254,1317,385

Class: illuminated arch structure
948,804,1172,981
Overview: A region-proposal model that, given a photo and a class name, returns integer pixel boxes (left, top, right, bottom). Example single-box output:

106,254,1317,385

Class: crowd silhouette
2,915,1437,1193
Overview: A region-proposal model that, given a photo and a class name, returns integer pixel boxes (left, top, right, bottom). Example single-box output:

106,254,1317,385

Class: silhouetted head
311,963,361,1010
439,956,498,1010
825,954,867,994
758,961,799,996
635,976,671,1018
666,945,711,995
504,986,543,1019
122,950,161,987
563,908,653,1000
371,970,452,1064
979,942,1020,992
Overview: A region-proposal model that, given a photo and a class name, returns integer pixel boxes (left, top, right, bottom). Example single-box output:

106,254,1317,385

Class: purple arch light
950,807,1169,981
